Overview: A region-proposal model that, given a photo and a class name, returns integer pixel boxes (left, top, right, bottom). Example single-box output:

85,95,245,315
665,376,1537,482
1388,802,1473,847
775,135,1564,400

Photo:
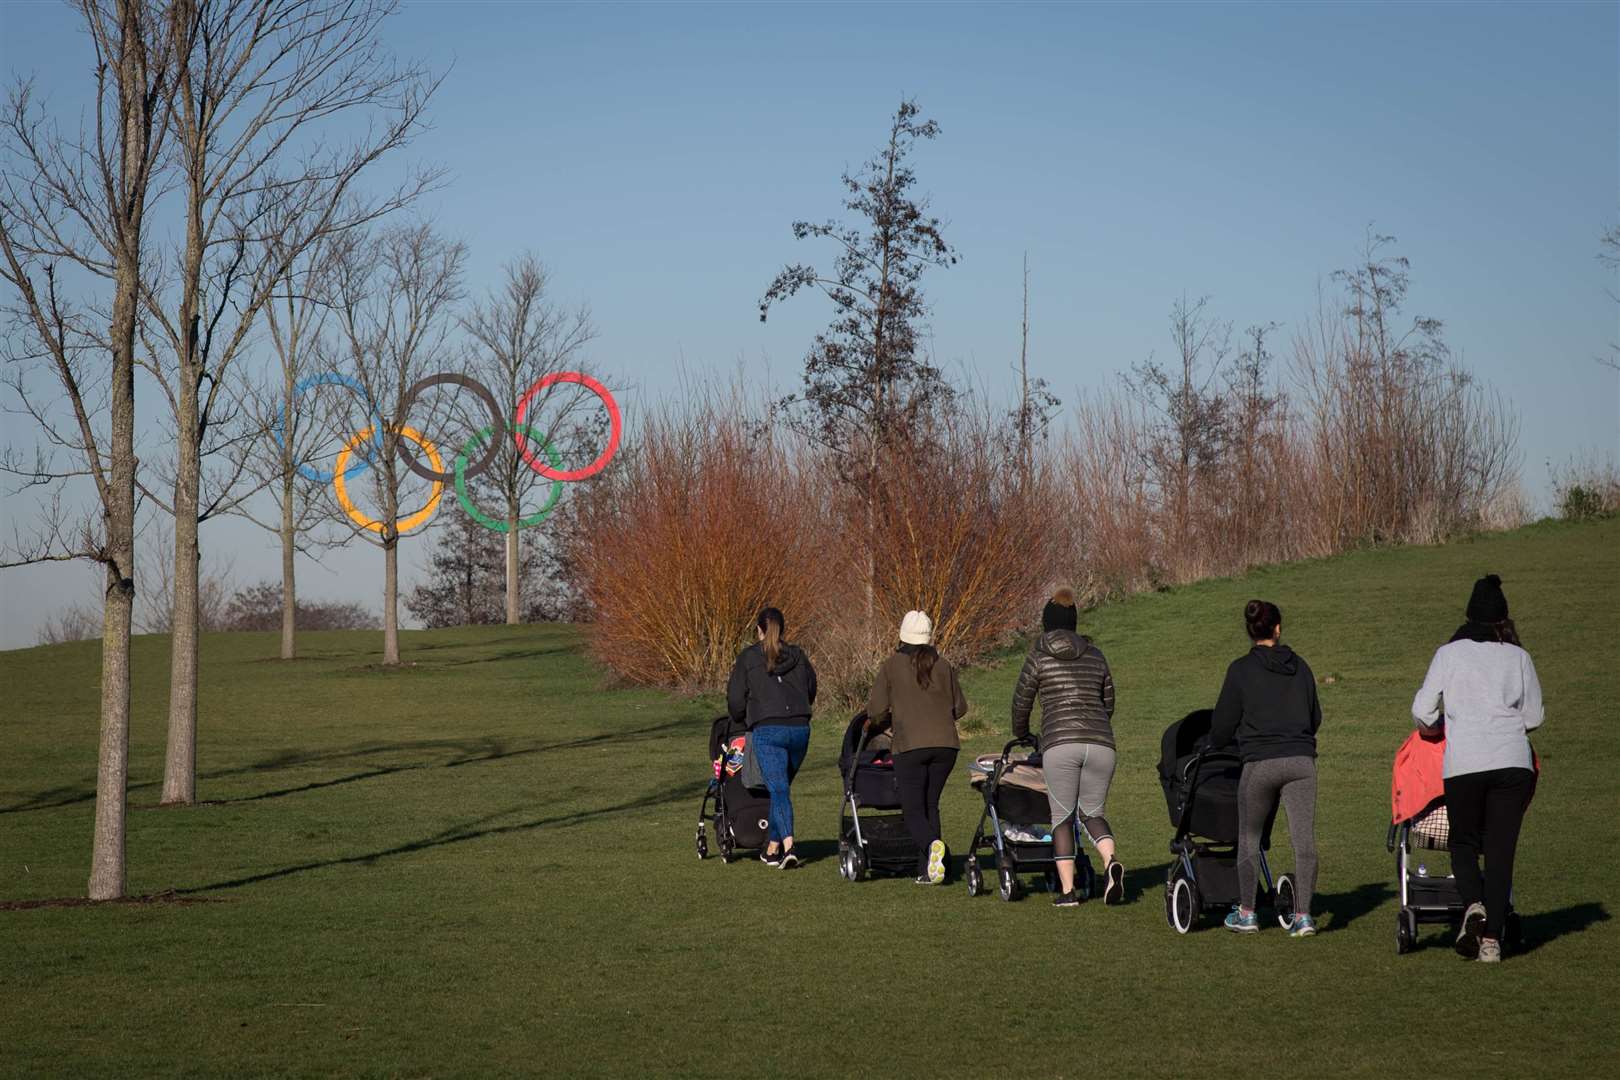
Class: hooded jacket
1010,630,1116,751
1209,644,1322,762
727,642,817,728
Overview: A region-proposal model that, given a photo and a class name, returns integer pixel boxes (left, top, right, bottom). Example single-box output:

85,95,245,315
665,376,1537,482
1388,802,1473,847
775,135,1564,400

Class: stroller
1387,729,1524,954
836,712,917,881
963,736,1097,901
694,715,772,863
1159,710,1295,933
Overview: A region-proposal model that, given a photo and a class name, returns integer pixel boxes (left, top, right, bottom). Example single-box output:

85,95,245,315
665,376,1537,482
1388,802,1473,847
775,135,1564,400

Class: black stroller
963,736,1097,901
837,712,917,881
1159,710,1295,933
694,715,772,863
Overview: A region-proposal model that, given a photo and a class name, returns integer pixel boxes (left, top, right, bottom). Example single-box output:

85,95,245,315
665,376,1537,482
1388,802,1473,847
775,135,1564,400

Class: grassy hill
2,518,1616,1078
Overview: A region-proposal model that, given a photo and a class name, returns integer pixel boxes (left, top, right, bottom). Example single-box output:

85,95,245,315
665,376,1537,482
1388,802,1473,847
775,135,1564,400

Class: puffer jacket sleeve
1010,650,1041,739
1098,650,1116,719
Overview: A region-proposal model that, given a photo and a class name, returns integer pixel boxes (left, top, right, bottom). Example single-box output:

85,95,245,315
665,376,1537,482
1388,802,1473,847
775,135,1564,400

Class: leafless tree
230,237,350,659
0,0,179,899
459,254,597,624
1127,295,1232,553
138,0,440,805
1600,222,1619,372
1008,252,1059,485
35,599,104,646
327,223,466,664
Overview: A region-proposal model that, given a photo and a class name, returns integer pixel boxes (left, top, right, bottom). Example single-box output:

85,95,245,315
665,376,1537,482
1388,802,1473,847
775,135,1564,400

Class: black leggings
894,747,958,875
1444,767,1535,941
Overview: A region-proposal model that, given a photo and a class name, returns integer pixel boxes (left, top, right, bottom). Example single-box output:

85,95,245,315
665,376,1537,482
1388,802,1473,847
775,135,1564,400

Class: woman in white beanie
865,610,969,884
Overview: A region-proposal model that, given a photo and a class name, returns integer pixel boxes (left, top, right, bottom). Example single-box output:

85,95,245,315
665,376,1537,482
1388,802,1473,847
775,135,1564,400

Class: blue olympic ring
271,372,385,483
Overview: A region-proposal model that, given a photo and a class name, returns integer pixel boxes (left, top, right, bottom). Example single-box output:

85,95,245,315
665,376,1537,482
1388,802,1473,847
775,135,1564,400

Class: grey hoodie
1010,630,1116,751
1412,639,1543,779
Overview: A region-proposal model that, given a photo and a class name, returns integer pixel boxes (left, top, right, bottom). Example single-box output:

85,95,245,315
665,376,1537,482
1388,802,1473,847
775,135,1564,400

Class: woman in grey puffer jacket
1010,588,1122,907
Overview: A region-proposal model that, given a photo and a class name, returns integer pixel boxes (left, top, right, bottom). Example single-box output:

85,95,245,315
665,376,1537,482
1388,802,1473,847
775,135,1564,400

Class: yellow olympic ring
332,425,444,534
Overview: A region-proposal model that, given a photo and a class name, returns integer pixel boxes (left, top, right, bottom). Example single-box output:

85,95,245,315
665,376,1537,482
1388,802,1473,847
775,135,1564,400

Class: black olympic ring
395,373,507,484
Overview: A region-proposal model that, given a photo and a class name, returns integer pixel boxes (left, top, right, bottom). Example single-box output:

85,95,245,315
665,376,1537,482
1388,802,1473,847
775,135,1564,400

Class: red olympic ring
513,372,622,482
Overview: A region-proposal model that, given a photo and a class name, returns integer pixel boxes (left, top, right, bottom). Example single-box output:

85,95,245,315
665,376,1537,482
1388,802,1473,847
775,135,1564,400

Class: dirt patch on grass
0,889,228,911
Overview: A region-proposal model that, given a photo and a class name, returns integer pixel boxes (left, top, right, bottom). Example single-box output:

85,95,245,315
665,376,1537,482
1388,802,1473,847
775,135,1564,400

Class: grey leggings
1236,755,1318,914
1043,742,1116,861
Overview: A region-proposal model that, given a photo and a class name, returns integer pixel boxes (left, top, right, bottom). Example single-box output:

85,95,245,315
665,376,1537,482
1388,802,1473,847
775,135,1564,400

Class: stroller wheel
718,831,736,864
998,866,1022,902
695,831,708,860
839,843,864,883
1166,871,1198,934
965,858,984,897
1274,873,1297,928
1396,908,1417,954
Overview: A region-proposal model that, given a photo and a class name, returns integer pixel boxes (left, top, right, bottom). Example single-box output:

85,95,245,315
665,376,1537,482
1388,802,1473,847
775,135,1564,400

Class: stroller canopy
1159,709,1215,784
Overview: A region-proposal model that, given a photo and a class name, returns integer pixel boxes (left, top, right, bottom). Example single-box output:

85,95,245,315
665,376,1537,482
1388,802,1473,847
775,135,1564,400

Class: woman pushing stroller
727,607,817,869
1010,589,1125,907
1411,574,1543,963
1209,600,1321,937
866,610,968,884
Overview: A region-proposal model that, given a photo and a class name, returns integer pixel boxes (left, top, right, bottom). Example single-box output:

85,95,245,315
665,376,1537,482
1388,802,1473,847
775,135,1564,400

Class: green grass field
3,518,1616,1078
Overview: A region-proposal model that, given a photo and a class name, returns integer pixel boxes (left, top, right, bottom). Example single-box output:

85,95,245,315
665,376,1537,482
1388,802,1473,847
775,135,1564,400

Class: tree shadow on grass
1514,902,1610,955
178,780,694,894
3,716,703,814
1313,881,1395,933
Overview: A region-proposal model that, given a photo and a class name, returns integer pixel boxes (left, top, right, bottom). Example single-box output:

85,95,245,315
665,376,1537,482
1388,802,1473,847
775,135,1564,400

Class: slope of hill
2,518,1615,1077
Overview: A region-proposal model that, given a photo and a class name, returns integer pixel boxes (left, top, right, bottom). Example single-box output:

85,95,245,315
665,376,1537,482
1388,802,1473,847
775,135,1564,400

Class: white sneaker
1455,902,1486,959
1478,937,1502,963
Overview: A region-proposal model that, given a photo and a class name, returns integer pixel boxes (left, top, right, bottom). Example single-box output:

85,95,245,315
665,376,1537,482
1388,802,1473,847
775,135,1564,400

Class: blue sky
1,0,1616,647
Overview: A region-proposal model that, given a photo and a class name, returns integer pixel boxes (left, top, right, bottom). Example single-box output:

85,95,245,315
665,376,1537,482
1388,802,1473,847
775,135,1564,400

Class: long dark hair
911,644,938,690
1244,599,1282,642
1450,618,1522,647
757,607,786,670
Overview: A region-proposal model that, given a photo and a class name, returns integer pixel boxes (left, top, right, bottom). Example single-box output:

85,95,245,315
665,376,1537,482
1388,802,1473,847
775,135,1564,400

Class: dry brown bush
566,388,833,691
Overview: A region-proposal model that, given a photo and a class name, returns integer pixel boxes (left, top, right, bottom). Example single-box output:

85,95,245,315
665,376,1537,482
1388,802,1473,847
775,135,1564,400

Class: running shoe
1224,906,1259,933
1288,914,1318,937
1478,937,1502,963
1053,890,1080,908
1103,859,1125,905
1455,902,1486,959
759,847,783,868
778,847,800,869
913,875,933,885
926,839,947,884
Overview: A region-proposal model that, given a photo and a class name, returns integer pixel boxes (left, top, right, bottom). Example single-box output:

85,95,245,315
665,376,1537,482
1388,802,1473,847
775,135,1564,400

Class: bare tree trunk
280,476,296,659
383,539,400,664
162,418,201,805
91,277,139,899
505,514,520,625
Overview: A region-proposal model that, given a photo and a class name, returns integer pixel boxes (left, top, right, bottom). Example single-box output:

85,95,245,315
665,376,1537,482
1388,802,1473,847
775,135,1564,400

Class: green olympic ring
454,424,565,532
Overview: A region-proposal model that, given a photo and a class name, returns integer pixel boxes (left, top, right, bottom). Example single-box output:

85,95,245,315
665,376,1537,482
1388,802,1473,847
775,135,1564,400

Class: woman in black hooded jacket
1209,599,1322,936
726,607,817,868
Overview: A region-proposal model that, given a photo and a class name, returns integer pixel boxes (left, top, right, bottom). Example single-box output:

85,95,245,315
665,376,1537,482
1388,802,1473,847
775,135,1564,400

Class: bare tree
35,599,104,646
1127,295,1232,553
328,223,466,664
1600,222,1619,372
230,238,348,658
137,0,439,805
759,98,958,641
459,254,597,624
1008,252,1059,484
0,0,178,899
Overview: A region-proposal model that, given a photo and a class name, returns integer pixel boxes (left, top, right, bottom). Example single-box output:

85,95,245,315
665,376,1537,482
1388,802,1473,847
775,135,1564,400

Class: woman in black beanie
1010,588,1123,906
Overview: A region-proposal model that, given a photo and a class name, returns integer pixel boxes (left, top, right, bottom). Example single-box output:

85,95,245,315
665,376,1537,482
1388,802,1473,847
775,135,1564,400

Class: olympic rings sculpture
273,369,620,534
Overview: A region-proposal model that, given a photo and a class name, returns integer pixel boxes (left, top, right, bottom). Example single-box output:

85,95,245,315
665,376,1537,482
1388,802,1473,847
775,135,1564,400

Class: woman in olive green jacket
866,610,968,884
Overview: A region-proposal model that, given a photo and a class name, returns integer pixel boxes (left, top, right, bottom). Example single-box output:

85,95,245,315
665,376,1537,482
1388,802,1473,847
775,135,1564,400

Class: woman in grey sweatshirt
1412,574,1543,963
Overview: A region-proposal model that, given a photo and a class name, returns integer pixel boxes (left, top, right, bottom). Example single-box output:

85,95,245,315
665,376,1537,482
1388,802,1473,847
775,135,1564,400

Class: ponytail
757,607,786,670
912,644,938,690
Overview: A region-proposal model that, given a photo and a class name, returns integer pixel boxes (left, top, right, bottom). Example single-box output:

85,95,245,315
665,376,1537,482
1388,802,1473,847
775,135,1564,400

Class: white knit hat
898,610,933,646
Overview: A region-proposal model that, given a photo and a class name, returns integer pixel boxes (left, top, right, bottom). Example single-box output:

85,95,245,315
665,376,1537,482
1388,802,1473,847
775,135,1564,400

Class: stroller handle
1002,734,1038,759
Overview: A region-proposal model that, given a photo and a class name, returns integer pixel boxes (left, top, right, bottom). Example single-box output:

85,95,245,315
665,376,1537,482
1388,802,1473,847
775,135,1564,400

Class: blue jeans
752,724,810,843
